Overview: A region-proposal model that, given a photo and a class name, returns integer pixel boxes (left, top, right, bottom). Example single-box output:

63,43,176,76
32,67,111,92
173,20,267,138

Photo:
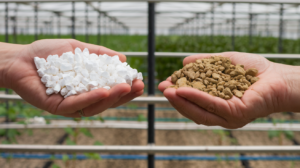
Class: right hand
158,52,298,129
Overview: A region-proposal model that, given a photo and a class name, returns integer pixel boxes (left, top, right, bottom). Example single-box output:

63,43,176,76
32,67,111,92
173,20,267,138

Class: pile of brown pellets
169,56,259,100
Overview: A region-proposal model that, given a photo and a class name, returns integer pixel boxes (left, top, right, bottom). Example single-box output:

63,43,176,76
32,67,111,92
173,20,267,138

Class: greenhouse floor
0,102,300,168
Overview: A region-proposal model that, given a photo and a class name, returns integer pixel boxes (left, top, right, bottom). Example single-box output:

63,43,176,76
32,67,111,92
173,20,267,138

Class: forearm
0,42,26,88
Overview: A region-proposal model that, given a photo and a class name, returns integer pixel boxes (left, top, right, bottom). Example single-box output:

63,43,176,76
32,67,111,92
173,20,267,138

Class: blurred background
1,1,300,168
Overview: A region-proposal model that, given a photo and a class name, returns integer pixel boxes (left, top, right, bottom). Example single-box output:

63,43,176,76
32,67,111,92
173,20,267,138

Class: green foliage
268,130,280,139
2,34,300,82
52,164,61,168
284,131,294,140
26,129,33,136
268,130,294,140
84,153,101,160
97,116,105,123
62,154,69,163
64,127,75,136
80,128,93,138
93,141,103,146
137,114,147,122
66,138,76,145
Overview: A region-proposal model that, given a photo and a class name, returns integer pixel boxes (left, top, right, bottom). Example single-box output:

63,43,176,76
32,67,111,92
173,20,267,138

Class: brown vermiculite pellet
168,56,259,100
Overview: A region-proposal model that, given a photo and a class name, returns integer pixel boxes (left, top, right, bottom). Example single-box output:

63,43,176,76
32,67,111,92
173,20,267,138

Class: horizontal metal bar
2,153,300,161
0,144,300,153
0,95,169,103
3,121,300,131
122,52,300,59
0,0,299,4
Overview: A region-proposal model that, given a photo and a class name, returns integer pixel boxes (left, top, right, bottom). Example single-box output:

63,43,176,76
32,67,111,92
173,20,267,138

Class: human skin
158,52,300,129
0,39,144,117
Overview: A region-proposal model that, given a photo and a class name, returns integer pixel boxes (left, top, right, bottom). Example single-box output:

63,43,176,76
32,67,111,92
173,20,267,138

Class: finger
158,77,173,92
111,80,144,108
163,88,195,120
176,87,240,117
55,88,109,114
164,88,228,126
83,83,131,117
68,39,126,62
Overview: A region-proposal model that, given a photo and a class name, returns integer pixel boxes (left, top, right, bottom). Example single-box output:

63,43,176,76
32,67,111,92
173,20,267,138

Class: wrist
279,63,300,112
0,42,26,88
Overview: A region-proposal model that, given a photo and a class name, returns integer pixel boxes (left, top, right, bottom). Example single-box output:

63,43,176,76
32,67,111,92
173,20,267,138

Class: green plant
212,130,229,145
137,114,147,122
268,130,294,145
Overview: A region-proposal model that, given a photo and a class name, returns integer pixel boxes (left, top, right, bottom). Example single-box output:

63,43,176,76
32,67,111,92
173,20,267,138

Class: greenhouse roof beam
171,2,223,29
86,1,128,30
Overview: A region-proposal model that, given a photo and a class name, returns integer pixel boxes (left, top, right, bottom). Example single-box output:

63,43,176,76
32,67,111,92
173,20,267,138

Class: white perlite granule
34,48,143,98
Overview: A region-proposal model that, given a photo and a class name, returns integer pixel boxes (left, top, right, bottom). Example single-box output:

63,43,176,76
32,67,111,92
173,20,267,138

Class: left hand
2,39,144,117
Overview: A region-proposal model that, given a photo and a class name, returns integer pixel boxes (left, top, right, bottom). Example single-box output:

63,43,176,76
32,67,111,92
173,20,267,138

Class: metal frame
3,121,300,131
1,145,300,153
0,0,300,3
2,1,300,167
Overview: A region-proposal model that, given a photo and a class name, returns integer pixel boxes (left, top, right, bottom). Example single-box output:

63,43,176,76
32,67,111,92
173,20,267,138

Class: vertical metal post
103,15,106,45
97,2,101,45
5,2,8,43
34,2,38,41
203,13,206,37
85,2,89,43
278,4,284,53
57,13,61,38
232,2,235,51
4,2,9,124
196,13,200,37
71,1,75,39
298,19,300,40
211,3,214,42
13,3,18,44
97,12,101,45
266,13,269,36
148,2,155,168
249,3,252,45
26,17,29,35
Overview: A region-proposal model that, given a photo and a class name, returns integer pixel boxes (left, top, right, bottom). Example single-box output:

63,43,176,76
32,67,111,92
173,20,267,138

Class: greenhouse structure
1,0,300,168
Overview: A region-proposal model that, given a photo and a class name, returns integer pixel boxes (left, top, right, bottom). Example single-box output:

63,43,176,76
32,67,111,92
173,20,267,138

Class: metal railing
1,144,300,153
1,121,300,131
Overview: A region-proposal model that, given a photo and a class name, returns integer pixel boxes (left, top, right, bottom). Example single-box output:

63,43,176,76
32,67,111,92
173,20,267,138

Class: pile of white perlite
34,48,143,98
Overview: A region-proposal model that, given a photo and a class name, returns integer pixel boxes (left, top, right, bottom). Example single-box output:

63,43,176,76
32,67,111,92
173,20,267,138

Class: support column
71,1,75,39
249,3,253,45
34,2,38,40
278,4,284,53
232,2,236,51
147,2,155,168
211,3,214,42
85,2,89,43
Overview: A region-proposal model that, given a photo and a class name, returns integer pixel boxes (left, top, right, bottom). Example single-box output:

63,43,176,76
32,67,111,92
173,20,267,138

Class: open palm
6,39,144,117
158,52,289,129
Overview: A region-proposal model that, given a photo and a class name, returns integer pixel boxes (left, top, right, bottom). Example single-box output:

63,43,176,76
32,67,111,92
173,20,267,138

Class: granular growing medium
34,48,143,98
169,56,259,100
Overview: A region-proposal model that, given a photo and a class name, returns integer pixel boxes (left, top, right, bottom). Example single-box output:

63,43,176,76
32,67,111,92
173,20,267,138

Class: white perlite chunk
34,48,143,98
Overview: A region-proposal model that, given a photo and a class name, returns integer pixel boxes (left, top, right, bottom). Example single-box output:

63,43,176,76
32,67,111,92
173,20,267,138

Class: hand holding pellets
34,48,143,98
169,56,259,100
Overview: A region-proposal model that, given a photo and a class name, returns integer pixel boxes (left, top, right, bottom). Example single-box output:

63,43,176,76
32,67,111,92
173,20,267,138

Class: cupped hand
5,39,144,117
158,52,292,129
